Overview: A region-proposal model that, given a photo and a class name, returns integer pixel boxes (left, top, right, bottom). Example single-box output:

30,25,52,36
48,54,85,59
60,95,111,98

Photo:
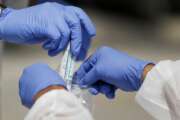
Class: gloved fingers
76,29,91,60
68,6,95,61
42,26,62,55
48,22,70,56
73,66,86,84
21,63,66,87
99,82,111,95
105,86,117,99
73,55,95,82
73,55,97,86
47,38,66,56
97,81,117,99
42,38,59,50
89,83,100,95
42,40,52,50
76,46,88,61
69,6,96,37
70,28,82,59
64,7,82,59
89,81,117,99
79,66,100,88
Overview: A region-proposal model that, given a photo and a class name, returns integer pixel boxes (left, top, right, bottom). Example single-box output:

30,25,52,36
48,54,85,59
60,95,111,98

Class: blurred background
1,0,180,120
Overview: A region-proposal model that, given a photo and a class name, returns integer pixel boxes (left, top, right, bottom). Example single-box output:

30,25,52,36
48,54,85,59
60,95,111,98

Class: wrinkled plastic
70,85,93,111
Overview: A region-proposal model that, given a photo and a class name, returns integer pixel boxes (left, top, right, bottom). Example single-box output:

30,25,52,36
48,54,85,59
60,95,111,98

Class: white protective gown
136,60,180,120
24,90,94,120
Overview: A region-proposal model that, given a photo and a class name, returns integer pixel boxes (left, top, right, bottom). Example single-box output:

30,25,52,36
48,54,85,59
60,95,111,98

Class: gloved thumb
79,67,99,88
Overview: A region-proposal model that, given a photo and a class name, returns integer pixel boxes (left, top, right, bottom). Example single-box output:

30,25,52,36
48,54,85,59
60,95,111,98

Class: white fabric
136,60,180,120
25,90,94,120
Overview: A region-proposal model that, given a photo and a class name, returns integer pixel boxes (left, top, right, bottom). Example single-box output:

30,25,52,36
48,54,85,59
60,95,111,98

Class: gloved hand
0,2,96,59
74,46,153,99
19,63,65,108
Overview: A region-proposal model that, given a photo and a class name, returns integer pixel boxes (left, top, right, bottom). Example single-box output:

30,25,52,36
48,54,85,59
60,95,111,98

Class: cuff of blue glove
135,61,155,91
21,81,65,109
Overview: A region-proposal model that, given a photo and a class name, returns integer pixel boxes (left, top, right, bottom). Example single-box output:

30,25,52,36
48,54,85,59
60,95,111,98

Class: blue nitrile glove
19,63,65,108
88,81,118,99
74,46,153,99
0,2,96,59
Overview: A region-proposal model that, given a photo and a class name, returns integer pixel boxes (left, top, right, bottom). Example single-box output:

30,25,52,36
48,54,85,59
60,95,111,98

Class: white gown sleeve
24,89,94,120
136,60,180,120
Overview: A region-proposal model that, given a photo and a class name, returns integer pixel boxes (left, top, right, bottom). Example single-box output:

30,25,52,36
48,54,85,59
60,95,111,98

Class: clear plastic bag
70,84,94,112
57,44,93,112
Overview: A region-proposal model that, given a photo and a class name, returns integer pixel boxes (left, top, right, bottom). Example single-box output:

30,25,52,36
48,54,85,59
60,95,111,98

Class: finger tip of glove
48,53,55,57
70,49,79,60
90,31,96,37
76,56,85,61
106,94,115,99
89,88,98,95
48,51,58,57
47,45,64,57
43,44,52,50
88,27,96,37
